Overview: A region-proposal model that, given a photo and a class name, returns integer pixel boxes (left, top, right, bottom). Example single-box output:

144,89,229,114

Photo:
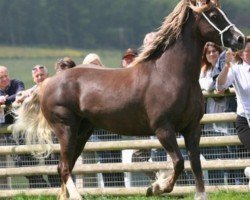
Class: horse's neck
170,14,204,82
156,41,203,85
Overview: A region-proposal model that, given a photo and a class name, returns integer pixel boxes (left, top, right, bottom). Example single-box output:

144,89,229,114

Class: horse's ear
211,0,220,7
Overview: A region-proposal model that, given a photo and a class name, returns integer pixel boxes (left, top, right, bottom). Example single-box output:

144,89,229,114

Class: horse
13,0,245,199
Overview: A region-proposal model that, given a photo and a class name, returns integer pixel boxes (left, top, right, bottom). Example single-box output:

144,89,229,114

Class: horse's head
189,0,245,51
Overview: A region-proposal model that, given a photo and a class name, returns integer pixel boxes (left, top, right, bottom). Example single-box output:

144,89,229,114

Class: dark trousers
15,153,61,188
132,149,156,180
45,153,61,187
236,115,250,150
15,154,49,188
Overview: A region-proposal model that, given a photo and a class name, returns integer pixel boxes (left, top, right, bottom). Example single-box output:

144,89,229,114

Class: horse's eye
209,13,217,20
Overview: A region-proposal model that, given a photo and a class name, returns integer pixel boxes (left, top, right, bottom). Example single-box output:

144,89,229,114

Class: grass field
4,191,250,200
0,46,122,88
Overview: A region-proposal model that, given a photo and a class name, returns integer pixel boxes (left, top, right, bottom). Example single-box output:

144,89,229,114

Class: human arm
216,63,231,91
216,51,234,92
14,87,35,104
0,95,8,104
5,80,25,105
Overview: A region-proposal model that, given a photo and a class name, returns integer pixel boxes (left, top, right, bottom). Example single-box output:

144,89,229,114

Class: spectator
199,42,231,185
216,36,250,180
200,42,244,185
213,47,242,185
0,66,24,124
55,57,76,73
15,65,48,104
124,36,164,182
82,53,104,66
121,48,138,68
142,32,156,47
82,53,124,187
123,34,167,182
14,65,61,188
54,58,78,185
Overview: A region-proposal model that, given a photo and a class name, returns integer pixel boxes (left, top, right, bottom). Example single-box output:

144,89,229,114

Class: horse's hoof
146,186,153,197
195,192,208,200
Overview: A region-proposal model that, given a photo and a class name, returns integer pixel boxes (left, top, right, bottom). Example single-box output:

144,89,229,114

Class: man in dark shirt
0,65,25,189
0,65,24,124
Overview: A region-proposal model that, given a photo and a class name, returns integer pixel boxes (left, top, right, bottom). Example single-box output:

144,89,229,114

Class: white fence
0,89,250,198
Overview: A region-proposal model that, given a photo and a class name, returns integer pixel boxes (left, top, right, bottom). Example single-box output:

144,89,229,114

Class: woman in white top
199,42,234,185
200,42,222,92
216,36,250,150
199,42,234,135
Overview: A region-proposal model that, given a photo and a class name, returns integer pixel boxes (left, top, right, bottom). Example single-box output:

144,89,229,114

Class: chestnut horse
13,0,245,199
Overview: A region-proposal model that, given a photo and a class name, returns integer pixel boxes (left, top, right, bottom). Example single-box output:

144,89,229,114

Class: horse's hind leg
147,126,184,196
56,121,93,200
183,125,207,200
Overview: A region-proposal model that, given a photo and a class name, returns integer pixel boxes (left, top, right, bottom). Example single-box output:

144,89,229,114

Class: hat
122,48,138,59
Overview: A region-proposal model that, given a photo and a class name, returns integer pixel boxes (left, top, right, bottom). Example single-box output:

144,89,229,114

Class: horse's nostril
237,36,244,45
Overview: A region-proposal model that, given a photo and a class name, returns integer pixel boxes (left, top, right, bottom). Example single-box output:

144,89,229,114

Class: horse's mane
132,0,190,66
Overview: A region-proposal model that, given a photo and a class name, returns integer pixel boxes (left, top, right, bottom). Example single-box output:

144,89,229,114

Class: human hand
15,91,25,103
15,90,30,104
0,95,8,104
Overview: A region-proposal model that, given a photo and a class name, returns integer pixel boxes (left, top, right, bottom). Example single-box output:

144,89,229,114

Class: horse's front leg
147,126,184,196
183,125,207,200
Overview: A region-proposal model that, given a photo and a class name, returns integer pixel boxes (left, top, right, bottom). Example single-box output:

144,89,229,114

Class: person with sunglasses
15,65,48,104
32,65,48,84
14,64,61,188
12,64,50,188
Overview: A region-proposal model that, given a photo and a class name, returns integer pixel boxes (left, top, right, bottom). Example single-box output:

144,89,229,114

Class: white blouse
200,68,234,134
216,61,250,118
199,68,215,92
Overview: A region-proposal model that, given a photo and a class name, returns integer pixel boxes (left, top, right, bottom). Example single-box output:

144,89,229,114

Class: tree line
0,0,249,50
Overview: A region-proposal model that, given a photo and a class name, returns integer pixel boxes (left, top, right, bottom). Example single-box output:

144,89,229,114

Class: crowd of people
0,34,249,188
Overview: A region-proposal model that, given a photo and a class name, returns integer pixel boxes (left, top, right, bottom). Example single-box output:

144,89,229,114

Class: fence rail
0,159,250,178
0,134,241,155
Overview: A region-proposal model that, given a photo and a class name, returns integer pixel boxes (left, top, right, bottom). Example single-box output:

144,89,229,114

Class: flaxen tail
12,85,53,158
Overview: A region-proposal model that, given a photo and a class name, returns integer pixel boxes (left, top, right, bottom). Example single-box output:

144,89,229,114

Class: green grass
2,191,250,200
0,46,122,88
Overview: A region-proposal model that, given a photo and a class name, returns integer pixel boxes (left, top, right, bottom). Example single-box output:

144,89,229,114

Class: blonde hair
82,53,103,66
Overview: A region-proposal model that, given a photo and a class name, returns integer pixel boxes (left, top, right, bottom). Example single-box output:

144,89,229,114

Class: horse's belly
90,116,153,136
